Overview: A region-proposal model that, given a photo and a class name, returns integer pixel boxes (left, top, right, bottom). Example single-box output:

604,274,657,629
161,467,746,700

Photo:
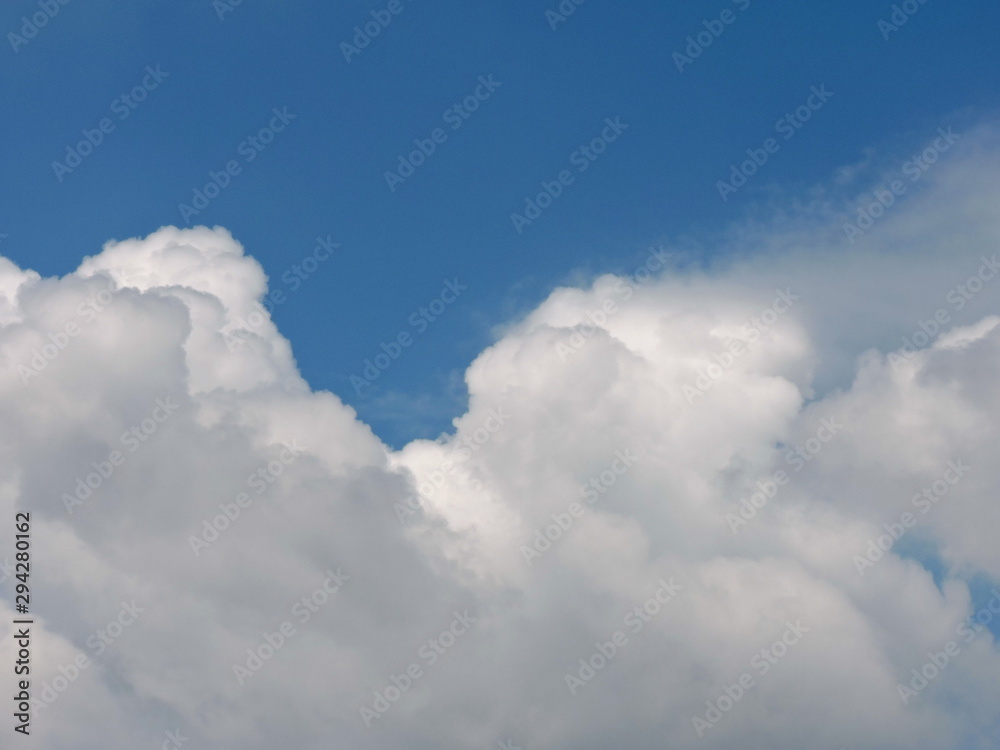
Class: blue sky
6,4,1000,746
3,0,999,447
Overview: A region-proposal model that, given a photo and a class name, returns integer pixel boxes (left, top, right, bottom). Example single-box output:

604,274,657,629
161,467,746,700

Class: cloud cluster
2,125,999,749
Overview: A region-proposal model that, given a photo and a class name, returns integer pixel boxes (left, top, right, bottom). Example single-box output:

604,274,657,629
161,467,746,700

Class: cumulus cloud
2,124,1000,749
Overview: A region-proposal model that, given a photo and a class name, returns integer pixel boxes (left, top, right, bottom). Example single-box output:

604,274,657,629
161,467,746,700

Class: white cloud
2,125,1000,749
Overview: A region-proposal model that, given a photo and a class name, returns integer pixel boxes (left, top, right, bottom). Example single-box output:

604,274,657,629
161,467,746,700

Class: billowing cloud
2,123,999,750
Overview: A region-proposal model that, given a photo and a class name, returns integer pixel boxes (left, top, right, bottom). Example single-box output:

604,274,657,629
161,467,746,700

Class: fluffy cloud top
2,124,999,750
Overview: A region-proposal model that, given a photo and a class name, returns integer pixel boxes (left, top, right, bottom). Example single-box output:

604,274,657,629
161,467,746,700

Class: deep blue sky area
3,0,999,447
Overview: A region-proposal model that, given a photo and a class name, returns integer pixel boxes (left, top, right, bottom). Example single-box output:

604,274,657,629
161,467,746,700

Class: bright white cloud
2,125,1000,749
